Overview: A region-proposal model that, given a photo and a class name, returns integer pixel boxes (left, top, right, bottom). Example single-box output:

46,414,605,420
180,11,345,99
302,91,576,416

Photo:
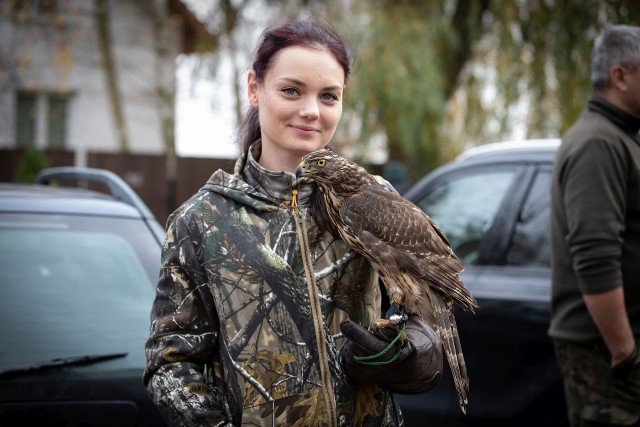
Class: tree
15,148,48,183
333,0,489,180
337,0,640,182
486,0,640,136
186,0,639,184
95,0,130,153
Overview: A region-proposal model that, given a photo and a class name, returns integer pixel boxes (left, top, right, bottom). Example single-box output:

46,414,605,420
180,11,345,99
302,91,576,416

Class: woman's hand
339,315,443,393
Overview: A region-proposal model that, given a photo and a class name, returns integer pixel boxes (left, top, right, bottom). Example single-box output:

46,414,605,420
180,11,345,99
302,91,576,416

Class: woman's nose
299,98,319,119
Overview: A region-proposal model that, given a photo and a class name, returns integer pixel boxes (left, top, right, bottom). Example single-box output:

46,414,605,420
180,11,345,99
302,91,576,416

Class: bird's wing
339,184,474,310
339,183,473,413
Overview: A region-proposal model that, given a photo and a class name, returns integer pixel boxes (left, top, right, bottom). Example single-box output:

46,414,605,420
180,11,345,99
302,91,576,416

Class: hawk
296,148,477,414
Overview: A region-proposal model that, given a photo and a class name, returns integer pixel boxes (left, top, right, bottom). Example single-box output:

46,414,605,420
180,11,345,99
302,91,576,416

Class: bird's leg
385,293,408,325
373,293,408,342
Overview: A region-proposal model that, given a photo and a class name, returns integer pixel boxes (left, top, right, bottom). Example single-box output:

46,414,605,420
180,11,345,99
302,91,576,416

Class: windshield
0,213,160,372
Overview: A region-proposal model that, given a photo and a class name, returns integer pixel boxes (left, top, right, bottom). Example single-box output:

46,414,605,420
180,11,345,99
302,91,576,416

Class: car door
397,159,567,426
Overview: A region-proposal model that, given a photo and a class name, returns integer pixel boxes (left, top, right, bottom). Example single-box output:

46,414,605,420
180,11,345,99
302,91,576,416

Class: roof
0,183,143,218
169,0,218,54
454,139,561,163
402,138,561,199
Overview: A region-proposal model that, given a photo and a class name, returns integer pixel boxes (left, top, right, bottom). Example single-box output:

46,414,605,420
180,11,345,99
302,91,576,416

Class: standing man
549,24,640,427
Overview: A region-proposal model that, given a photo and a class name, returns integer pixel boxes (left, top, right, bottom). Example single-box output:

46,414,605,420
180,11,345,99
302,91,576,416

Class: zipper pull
291,188,299,211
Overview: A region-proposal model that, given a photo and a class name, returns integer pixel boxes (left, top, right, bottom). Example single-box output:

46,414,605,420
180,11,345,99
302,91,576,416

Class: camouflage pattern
144,143,404,426
554,339,640,426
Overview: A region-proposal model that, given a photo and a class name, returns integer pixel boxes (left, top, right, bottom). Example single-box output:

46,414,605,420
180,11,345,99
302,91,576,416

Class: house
0,0,214,166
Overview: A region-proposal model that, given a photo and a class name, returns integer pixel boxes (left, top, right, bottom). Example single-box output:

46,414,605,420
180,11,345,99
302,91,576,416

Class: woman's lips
290,124,319,135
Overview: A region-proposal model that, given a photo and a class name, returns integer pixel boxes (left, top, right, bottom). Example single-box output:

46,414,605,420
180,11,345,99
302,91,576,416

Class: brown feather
297,149,478,414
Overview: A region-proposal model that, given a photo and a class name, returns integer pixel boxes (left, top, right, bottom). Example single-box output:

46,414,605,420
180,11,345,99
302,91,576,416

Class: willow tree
329,0,487,181
464,0,640,148
336,0,640,183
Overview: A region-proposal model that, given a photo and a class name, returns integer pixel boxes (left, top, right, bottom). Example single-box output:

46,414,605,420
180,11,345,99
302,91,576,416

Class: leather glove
340,315,443,393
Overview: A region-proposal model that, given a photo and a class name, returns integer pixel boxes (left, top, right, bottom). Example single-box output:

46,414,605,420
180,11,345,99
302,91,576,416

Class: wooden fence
1,149,236,226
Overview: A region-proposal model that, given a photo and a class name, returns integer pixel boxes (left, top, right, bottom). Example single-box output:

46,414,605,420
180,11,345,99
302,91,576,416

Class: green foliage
332,0,640,184
338,0,487,181
342,5,415,170
15,148,49,183
486,0,639,137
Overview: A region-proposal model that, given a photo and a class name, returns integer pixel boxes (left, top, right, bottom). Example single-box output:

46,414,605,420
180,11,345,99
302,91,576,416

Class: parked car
395,139,568,426
0,167,166,426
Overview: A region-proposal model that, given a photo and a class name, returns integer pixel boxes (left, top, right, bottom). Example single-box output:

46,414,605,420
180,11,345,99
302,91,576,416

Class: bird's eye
317,160,326,167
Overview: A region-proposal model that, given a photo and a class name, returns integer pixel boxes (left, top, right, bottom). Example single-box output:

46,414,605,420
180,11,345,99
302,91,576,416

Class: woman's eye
317,160,326,167
282,87,299,96
321,93,339,102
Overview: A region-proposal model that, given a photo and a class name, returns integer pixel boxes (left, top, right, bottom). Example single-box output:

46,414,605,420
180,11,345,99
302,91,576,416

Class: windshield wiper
0,352,128,379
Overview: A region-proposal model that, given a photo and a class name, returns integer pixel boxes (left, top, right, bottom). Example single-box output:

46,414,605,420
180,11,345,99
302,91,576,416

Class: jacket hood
202,141,316,212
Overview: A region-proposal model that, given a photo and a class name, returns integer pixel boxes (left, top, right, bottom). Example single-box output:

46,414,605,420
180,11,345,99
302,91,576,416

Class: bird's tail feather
433,298,469,414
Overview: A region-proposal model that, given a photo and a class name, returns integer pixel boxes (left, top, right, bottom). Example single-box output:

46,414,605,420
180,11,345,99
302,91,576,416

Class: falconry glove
339,315,443,393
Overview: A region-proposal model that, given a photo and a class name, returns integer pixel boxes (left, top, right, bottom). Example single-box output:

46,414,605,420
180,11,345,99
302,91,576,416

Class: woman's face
248,46,345,171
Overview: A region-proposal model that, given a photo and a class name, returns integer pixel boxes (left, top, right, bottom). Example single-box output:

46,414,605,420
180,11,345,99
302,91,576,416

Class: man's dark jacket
549,95,640,341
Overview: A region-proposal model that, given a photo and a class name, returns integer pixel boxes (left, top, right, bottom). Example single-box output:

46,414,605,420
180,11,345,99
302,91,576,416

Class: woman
144,20,441,426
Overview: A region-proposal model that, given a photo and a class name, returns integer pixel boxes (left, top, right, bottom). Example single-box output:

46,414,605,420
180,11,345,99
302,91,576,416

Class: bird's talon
373,319,393,329
372,317,408,343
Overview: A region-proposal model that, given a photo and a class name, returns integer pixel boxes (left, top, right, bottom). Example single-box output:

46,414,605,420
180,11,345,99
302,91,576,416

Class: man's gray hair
592,24,640,89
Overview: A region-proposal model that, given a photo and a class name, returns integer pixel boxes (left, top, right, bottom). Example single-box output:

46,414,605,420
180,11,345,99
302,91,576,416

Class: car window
0,213,159,371
506,168,551,267
415,168,517,265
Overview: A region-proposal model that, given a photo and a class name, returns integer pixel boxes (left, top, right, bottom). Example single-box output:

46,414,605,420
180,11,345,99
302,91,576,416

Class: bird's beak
295,162,305,178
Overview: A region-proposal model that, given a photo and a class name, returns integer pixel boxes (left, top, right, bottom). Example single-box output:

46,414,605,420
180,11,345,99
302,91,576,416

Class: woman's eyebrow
279,77,305,86
279,77,342,92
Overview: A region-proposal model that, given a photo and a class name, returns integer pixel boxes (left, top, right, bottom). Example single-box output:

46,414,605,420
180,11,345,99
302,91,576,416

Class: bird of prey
296,148,477,414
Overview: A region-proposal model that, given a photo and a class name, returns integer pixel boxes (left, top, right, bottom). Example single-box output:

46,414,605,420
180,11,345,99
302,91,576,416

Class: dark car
0,167,166,426
395,139,568,426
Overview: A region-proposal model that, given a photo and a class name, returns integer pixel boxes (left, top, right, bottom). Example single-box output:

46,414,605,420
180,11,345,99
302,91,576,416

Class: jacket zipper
292,196,338,427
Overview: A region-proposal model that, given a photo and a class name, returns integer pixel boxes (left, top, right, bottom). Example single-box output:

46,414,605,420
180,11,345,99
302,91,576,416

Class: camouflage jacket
144,143,403,426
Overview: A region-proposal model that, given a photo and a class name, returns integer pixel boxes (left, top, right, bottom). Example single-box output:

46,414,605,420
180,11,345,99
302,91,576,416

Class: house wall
0,0,183,160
